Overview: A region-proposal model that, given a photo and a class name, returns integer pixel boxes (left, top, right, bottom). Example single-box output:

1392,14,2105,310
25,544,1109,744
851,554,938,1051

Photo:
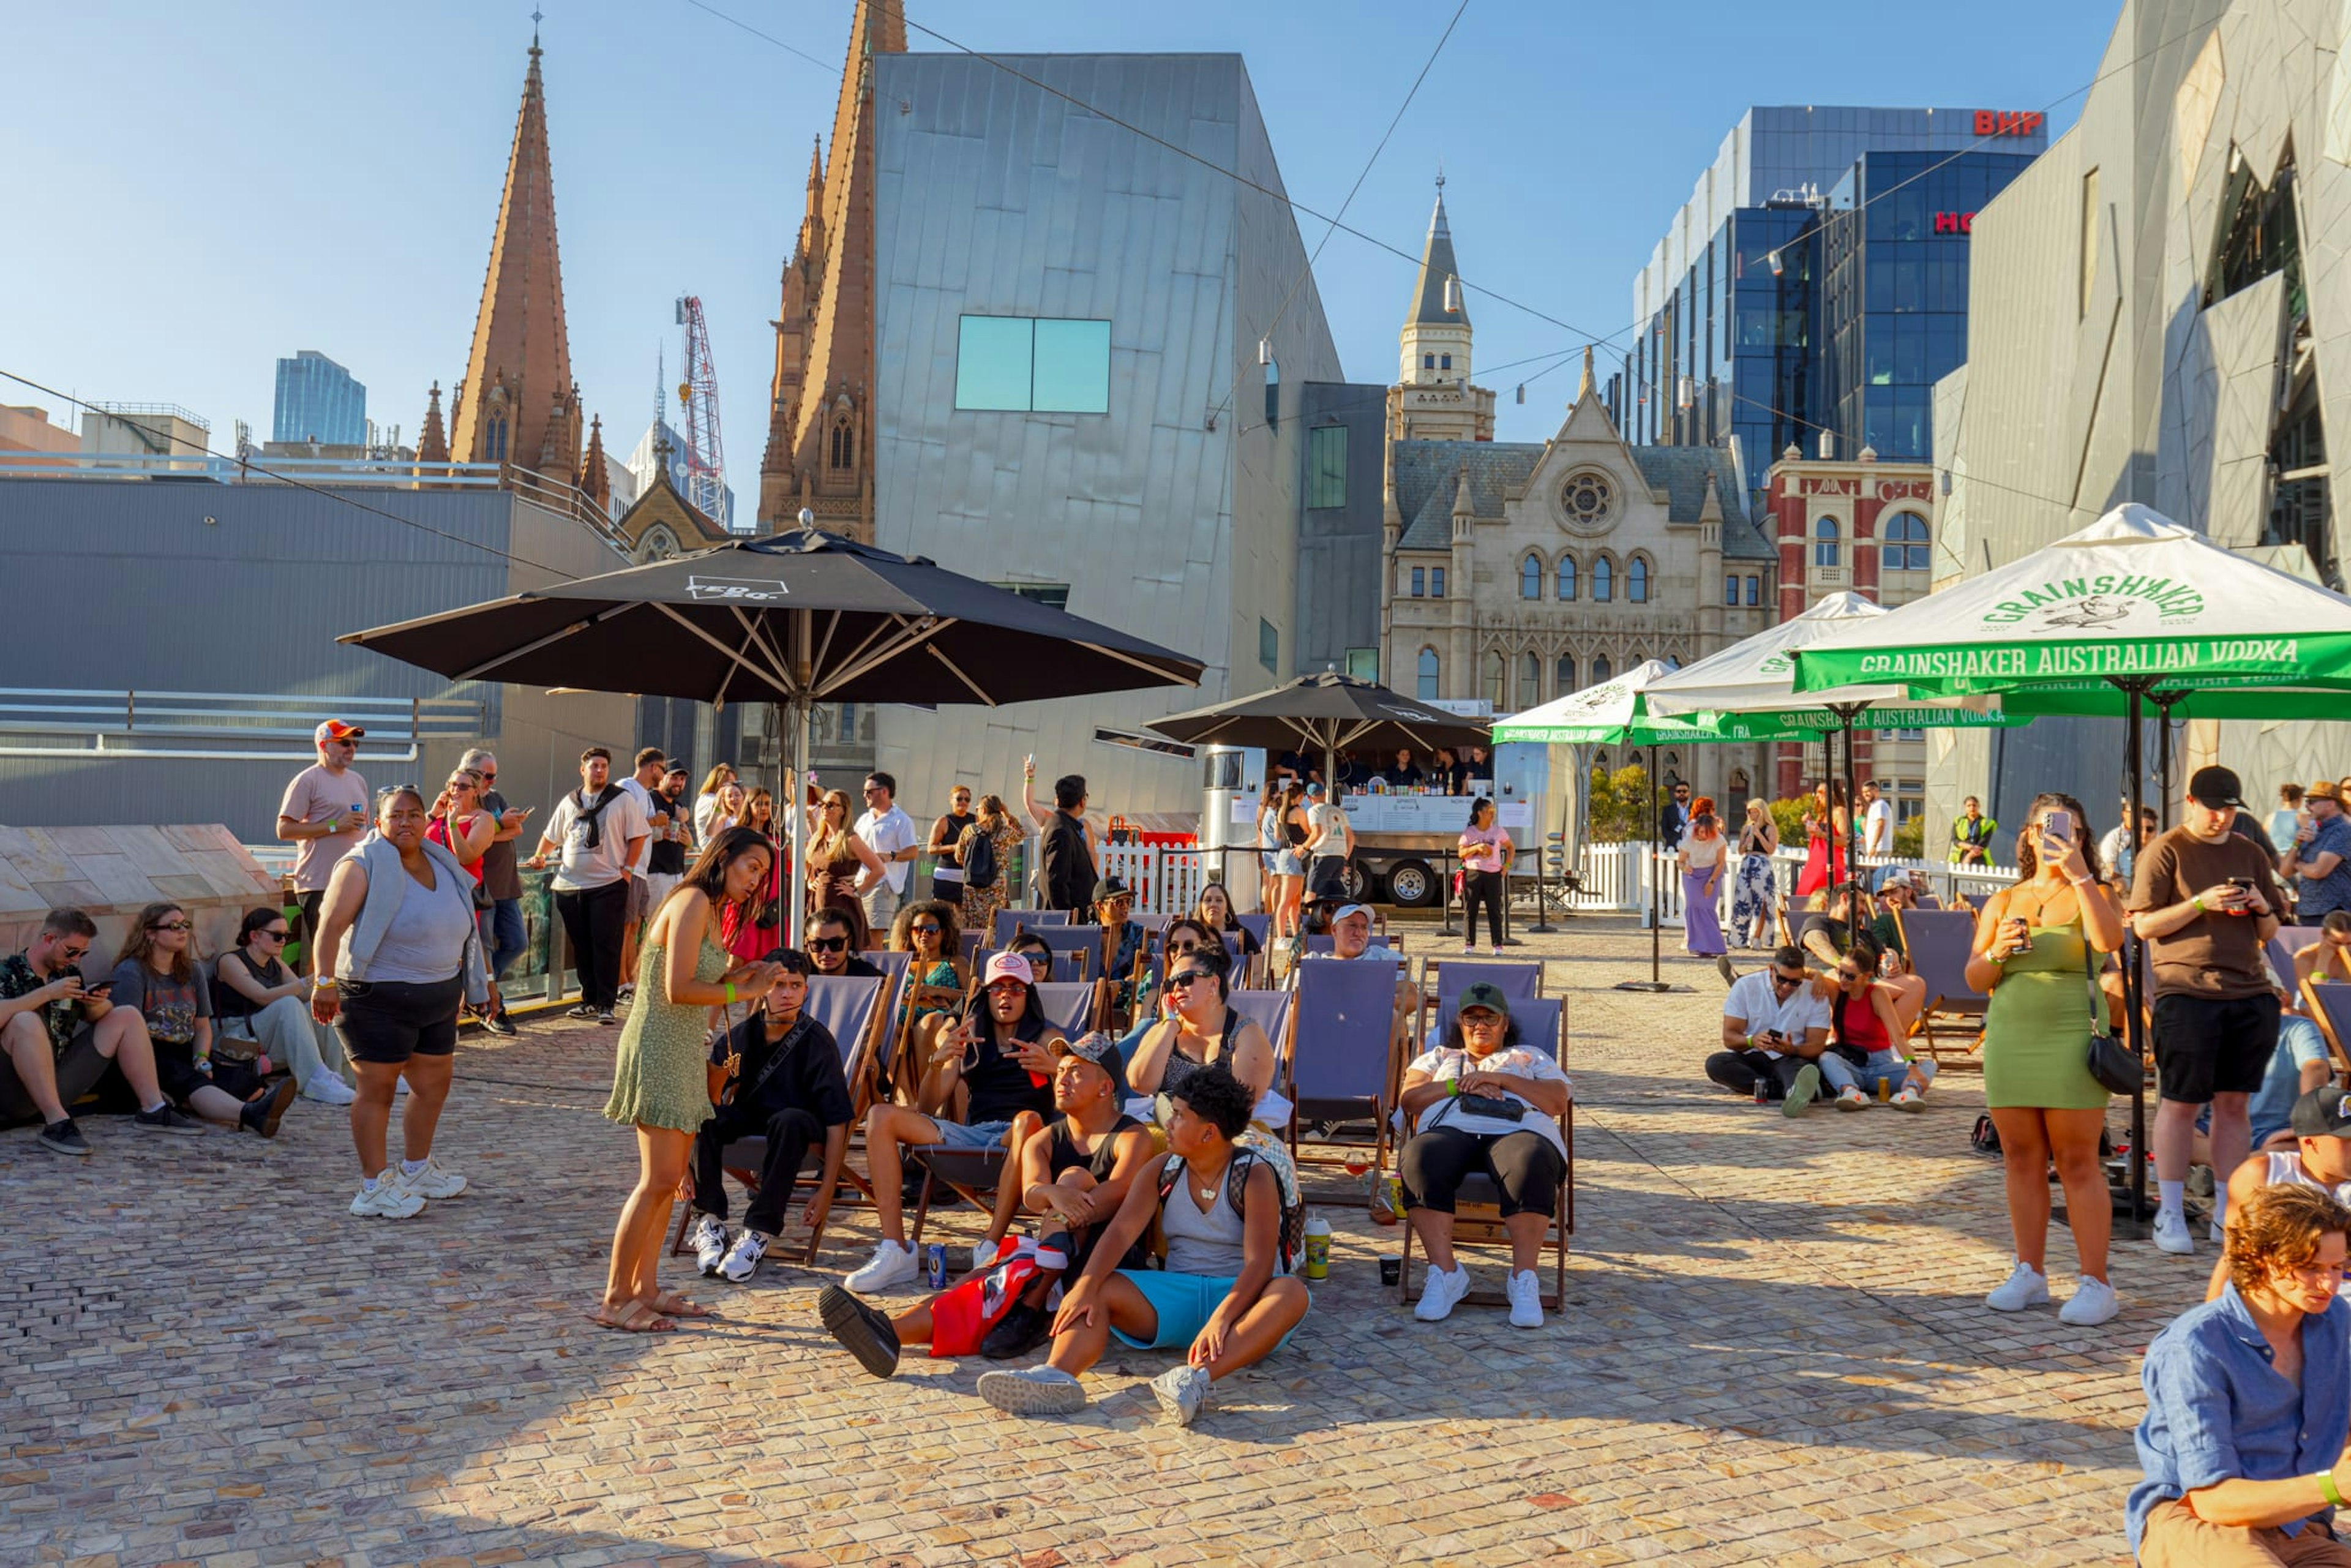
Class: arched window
1592,557,1614,602
1484,652,1506,709
1630,649,1649,669
1592,654,1613,683
1556,554,1577,601
1627,555,1650,602
830,418,855,471
1520,651,1540,707
1814,516,1842,567
1555,653,1576,691
486,415,508,464
1520,553,1543,600
1416,647,1440,700
1883,510,1930,571
1665,653,1682,670
1439,353,1452,370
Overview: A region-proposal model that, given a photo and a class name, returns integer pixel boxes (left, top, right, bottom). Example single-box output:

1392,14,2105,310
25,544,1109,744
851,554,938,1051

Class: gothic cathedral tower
1387,178,1495,443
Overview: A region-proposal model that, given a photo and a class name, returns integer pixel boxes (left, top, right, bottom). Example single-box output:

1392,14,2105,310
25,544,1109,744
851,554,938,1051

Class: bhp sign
1974,110,2044,137
1933,211,1976,234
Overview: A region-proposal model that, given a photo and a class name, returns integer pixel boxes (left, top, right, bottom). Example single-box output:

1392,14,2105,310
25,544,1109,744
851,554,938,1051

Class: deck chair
1033,979,1105,1038
1283,959,1408,1176
2303,976,2351,1080
1896,906,1988,1066
667,972,888,1265
959,929,986,970
1914,891,1943,909
1419,960,1543,1048
1237,913,1272,951
1228,987,1293,1055
994,909,1064,947
1394,995,1572,1310
1028,924,1105,983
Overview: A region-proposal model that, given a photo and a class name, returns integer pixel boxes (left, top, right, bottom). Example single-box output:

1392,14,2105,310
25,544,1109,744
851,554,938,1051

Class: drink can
923,1242,947,1290
1753,1079,1770,1105
1877,1076,1891,1103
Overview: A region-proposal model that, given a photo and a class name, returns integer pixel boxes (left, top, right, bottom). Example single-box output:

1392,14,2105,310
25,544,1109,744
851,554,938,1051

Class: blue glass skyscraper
272,350,366,446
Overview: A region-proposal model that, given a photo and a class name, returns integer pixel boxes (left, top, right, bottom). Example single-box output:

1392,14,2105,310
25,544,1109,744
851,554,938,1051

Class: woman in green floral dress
597,827,786,1332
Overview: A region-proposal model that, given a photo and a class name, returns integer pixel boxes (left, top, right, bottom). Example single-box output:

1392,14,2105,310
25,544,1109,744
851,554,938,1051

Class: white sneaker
977,1365,1086,1416
719,1229,771,1284
1505,1269,1543,1329
301,1075,358,1106
2059,1275,2120,1326
1413,1263,1471,1322
844,1240,919,1293
2153,1209,2196,1256
689,1214,731,1277
1984,1259,2050,1311
393,1075,410,1095
349,1177,425,1219
1891,1086,1925,1112
1834,1086,1867,1111
972,1238,1001,1275
392,1158,467,1200
1150,1364,1211,1427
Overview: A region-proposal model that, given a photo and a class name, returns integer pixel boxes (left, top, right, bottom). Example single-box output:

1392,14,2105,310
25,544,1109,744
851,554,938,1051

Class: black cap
2188,765,2244,808
1092,876,1130,904
2291,1083,2351,1138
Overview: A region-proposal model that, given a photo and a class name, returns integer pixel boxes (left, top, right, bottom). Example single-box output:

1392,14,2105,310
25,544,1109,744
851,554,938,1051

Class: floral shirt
0,952,80,1059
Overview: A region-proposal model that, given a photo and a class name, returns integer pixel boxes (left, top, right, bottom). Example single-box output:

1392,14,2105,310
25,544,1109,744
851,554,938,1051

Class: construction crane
674,295,729,528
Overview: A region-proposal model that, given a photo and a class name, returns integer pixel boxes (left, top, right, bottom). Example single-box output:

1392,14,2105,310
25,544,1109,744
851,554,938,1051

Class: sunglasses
988,977,1027,993
910,923,942,937
807,936,848,953
445,780,477,791
258,928,291,941
1770,972,1805,988
1167,939,1201,955
1459,1009,1504,1026
58,944,89,961
1836,969,1862,983
1164,970,1211,992
151,920,191,932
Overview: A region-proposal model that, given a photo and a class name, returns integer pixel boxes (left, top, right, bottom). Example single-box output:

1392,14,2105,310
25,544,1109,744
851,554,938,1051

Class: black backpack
1155,1147,1304,1276
959,822,997,890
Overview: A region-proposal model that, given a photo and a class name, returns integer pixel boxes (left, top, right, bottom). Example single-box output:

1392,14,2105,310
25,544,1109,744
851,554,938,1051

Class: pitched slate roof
1392,438,1773,561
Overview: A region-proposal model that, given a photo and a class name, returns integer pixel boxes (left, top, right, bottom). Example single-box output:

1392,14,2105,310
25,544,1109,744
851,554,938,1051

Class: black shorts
339,977,464,1065
150,1038,213,1105
1307,855,1349,898
2153,991,2280,1104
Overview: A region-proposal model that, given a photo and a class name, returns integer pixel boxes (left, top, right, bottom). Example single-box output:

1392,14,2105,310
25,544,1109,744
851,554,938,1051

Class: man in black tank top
817,1031,1155,1376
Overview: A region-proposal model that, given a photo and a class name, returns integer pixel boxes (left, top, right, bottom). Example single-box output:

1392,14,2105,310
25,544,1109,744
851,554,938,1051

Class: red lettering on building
1973,110,2044,138
1933,211,1975,235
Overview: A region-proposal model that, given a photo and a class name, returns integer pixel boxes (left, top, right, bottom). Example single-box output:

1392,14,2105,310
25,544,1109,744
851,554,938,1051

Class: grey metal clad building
1930,0,2347,843
1295,380,1390,683
869,51,1344,816
0,471,633,841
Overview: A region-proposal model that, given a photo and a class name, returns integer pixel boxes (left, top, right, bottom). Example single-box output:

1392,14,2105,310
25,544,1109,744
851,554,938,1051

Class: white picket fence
1561,842,2020,927
1095,842,1206,917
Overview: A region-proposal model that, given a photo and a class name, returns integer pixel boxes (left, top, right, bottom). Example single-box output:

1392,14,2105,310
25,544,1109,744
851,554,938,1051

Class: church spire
1390,171,1493,440
449,26,578,482
1411,178,1466,327
416,381,448,465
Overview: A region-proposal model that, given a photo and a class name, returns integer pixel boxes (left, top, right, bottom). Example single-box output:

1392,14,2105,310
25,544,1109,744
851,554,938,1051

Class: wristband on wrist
2191,895,2206,913
2322,1469,2345,1510
724,983,737,1005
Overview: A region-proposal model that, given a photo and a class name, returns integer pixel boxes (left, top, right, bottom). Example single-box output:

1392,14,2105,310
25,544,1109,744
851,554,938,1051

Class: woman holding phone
1965,792,2127,1326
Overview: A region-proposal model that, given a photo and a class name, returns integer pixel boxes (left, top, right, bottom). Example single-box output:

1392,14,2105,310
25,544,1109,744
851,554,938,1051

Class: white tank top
2263,1150,2351,1206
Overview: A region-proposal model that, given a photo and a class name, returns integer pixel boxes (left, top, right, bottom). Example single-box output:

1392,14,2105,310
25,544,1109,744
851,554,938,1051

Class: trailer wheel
1385,858,1437,908
1338,860,1370,901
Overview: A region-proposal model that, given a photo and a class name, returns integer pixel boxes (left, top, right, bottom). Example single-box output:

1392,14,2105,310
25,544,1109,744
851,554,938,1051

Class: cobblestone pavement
2,917,2199,1566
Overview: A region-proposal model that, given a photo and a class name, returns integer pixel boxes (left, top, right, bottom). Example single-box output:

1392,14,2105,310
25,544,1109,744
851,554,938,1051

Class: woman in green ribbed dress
1967,792,2127,1328
597,827,786,1332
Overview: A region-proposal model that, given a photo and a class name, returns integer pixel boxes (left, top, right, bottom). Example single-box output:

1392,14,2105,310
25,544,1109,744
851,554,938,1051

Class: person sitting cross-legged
815,1031,1157,1374
684,949,852,1285
1703,944,1848,1114
1397,983,1574,1327
974,1062,1310,1427
842,951,1061,1292
2129,1182,2351,1567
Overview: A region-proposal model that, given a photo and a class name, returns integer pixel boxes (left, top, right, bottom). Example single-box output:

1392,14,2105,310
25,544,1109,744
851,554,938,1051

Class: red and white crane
674,294,729,528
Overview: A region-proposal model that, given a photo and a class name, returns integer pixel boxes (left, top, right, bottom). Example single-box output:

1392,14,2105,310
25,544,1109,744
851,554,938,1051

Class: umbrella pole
2121,678,2150,1235
1617,741,1671,992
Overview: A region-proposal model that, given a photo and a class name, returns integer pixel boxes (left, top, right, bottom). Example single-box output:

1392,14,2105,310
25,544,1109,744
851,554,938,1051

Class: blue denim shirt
2128,1285,2350,1557
2295,814,2351,920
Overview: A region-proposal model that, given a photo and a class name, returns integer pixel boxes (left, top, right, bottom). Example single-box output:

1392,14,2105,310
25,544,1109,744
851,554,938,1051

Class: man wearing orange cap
276,721,371,950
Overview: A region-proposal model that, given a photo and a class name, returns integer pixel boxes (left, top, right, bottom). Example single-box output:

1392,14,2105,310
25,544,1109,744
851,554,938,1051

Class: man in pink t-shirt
277,721,372,946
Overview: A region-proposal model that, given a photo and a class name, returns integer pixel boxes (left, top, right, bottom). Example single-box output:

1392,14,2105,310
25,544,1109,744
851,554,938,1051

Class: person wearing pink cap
844,951,1063,1292
277,721,371,947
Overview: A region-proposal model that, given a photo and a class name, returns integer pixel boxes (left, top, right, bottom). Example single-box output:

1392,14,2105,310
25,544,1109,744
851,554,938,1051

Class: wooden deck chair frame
1894,905,1988,1068
1393,994,1572,1310
1417,960,1545,1052
2303,976,2351,1082
667,972,891,1265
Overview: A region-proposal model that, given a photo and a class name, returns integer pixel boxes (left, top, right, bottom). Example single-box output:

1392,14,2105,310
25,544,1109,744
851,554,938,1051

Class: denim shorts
1112,1269,1303,1351
929,1118,1013,1151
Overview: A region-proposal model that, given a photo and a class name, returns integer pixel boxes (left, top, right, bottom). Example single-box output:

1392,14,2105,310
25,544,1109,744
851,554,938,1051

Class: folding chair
668,972,888,1265
959,929,985,970
1237,913,1272,951
1914,891,1943,909
1228,988,1293,1055
1394,994,1572,1310
1033,979,1105,1038
1029,924,1105,983
1419,960,1543,1049
1895,907,1988,1067
1282,959,1407,1177
994,909,1064,947
2303,976,2351,1081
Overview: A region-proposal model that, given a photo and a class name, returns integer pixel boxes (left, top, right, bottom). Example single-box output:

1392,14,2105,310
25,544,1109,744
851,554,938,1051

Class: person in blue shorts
977,1062,1307,1427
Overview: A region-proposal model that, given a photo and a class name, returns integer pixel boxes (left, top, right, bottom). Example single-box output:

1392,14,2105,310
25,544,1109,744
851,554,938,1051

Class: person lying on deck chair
841,952,1061,1293
816,1031,1157,1371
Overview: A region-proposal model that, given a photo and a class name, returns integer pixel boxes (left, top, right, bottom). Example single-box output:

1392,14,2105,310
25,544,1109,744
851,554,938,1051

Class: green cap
1457,981,1512,1018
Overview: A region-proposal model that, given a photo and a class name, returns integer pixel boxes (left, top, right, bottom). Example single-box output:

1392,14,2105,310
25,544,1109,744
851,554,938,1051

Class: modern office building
271,350,367,446
1929,0,2351,844
1607,107,2049,517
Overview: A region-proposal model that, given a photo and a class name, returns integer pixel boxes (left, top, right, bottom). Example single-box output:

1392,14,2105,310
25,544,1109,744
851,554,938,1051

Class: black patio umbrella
340,530,1204,943
1147,670,1490,784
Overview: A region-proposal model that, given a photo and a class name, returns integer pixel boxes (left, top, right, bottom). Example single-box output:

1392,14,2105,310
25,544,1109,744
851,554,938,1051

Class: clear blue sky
4,1,2120,466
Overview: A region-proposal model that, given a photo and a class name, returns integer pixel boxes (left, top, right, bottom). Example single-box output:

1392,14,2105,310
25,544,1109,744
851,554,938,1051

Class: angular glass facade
271,350,366,447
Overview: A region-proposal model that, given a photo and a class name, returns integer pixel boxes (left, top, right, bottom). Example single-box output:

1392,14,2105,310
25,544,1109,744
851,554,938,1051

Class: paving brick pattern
1,920,2200,1566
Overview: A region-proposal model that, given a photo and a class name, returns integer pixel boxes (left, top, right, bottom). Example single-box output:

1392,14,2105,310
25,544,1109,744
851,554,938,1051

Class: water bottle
1302,1212,1331,1280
